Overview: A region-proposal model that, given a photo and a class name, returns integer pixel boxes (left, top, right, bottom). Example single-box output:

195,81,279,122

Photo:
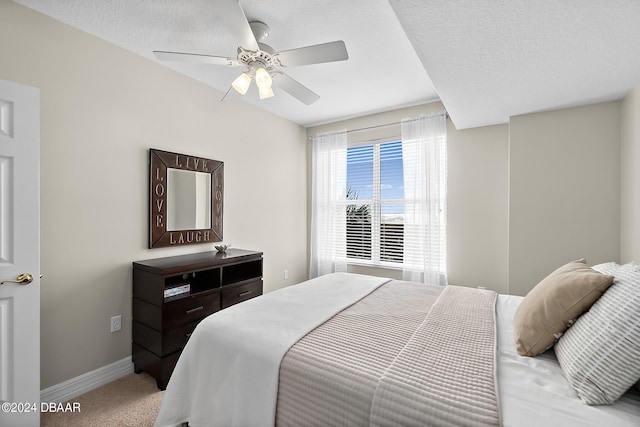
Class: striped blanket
155,274,499,426
276,281,500,426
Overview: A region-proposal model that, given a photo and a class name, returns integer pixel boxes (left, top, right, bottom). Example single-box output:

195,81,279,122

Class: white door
0,79,40,426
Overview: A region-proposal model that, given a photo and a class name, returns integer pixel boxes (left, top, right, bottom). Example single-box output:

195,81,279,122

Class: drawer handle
185,306,204,315
238,290,252,297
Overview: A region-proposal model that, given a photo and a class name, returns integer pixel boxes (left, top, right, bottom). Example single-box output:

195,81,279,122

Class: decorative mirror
149,149,223,248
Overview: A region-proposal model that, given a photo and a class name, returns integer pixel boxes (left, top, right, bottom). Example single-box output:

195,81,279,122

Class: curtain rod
347,121,398,134
307,110,448,140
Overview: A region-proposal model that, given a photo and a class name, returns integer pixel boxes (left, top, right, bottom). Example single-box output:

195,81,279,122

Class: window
347,141,405,265
309,112,447,282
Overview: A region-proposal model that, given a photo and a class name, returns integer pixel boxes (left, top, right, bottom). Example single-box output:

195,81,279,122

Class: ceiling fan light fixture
231,72,252,95
255,67,273,90
258,85,274,100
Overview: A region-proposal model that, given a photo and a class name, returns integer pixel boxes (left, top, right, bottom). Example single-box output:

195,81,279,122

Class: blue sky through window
347,141,404,215
380,141,403,200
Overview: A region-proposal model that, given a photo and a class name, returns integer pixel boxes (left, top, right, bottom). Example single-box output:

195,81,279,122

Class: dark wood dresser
132,248,263,389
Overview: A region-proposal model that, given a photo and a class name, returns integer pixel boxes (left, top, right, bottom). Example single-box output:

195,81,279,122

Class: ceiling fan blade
271,73,320,105
154,51,240,67
275,40,348,67
217,0,259,51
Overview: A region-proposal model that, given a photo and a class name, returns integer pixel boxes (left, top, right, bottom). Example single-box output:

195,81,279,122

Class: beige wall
508,102,621,295
621,83,640,263
307,103,511,294
448,123,509,293
308,100,625,297
0,2,308,389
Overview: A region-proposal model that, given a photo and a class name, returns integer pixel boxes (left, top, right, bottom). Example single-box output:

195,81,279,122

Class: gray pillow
555,262,640,405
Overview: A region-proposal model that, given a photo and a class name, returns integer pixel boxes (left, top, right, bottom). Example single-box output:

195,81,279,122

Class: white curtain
309,130,348,278
402,113,448,285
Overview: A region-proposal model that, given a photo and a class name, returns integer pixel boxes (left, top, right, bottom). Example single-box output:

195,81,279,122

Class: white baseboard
40,357,134,403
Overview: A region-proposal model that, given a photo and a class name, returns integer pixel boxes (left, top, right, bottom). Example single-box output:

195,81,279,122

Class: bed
154,268,640,427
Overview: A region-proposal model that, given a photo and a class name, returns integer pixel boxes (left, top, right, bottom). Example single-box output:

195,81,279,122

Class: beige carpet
41,373,164,427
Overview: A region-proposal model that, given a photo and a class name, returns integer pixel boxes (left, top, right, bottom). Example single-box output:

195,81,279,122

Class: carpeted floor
41,373,164,426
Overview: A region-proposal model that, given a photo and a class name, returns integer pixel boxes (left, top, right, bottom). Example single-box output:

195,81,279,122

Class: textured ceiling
13,0,640,129
14,0,437,127
390,0,640,129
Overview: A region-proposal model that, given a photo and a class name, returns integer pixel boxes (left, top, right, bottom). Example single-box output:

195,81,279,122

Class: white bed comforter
154,273,389,427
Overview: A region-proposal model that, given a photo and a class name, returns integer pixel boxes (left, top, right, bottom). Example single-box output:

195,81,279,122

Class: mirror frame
149,148,223,248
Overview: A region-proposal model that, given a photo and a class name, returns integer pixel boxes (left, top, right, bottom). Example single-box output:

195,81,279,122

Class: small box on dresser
132,248,263,389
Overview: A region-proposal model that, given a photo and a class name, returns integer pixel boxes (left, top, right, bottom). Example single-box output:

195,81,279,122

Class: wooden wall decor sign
149,148,223,248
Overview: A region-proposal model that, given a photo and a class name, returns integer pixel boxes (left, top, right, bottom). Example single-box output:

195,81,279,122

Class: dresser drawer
163,319,200,355
133,318,200,356
221,280,263,309
163,292,220,330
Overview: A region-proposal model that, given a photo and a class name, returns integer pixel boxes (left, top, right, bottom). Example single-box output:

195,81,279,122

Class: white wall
508,102,621,295
0,2,308,389
621,83,640,262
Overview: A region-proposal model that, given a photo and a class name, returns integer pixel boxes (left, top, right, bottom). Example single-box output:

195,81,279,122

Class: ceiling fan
153,0,349,105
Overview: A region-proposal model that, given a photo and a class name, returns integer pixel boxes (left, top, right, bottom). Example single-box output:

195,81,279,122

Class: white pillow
555,262,640,404
590,261,620,274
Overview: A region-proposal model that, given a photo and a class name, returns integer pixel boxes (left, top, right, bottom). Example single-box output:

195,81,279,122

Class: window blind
347,141,405,265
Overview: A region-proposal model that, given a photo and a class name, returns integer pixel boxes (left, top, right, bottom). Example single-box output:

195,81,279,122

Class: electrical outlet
284,270,289,280
110,315,122,333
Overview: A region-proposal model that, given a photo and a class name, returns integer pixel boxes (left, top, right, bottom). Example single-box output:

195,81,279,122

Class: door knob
1,273,34,285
